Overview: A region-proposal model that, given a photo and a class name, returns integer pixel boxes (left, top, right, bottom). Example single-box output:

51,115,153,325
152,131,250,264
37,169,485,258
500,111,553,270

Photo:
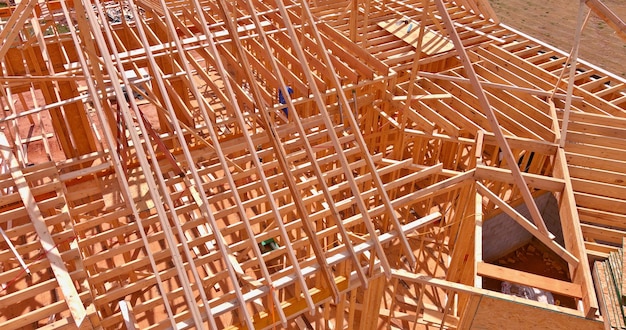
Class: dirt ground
487,0,626,78
483,240,577,309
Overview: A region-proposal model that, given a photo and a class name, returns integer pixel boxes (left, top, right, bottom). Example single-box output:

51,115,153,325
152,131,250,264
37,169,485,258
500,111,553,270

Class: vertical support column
358,275,386,330
553,148,599,317
349,0,358,42
474,188,483,289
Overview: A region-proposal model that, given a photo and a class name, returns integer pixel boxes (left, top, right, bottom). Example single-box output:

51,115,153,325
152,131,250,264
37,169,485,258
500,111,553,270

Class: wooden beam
477,262,583,298
210,213,441,319
118,300,139,330
276,0,400,274
475,190,483,288
623,237,626,300
473,0,500,23
0,133,88,327
86,1,209,326
434,0,550,236
553,148,599,317
392,93,452,101
475,182,578,266
585,0,626,42
475,165,565,192
0,0,38,60
391,268,599,323
559,1,587,148
0,226,30,276
67,2,182,326
216,0,325,317
393,169,475,209
418,71,584,101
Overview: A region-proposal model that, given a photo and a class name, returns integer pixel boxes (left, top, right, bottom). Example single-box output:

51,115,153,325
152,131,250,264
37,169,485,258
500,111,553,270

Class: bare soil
483,240,577,309
487,0,626,78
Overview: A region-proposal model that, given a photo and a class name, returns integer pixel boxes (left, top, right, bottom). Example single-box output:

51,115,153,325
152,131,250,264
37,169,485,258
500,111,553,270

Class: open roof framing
0,0,625,328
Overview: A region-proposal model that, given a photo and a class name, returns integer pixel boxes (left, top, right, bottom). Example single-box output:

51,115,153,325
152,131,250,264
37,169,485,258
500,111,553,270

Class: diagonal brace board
433,0,550,237
475,182,578,266
0,133,88,327
585,0,626,42
0,0,38,60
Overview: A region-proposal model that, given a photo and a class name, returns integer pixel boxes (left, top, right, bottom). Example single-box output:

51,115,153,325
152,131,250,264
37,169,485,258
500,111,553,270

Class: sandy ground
487,0,626,78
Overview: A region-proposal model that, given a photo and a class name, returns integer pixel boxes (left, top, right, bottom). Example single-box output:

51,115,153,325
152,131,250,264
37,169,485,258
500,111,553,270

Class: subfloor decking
0,0,624,329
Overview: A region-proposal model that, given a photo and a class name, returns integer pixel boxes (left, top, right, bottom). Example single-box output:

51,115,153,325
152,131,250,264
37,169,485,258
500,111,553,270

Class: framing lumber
476,182,578,266
0,133,89,328
559,1,587,148
476,262,583,298
585,0,626,42
434,0,549,236
1,0,623,328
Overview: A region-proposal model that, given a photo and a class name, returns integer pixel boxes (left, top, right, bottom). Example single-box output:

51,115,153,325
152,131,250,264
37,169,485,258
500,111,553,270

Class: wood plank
585,0,626,42
580,223,625,246
417,70,577,101
566,131,626,151
578,207,626,229
476,262,582,298
377,19,454,56
475,165,565,192
566,152,626,174
553,149,599,317
470,294,604,330
623,237,626,301
571,177,626,200
574,191,626,215
0,133,88,327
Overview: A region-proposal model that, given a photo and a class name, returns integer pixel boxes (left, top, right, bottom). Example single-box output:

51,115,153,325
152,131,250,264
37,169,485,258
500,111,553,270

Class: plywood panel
468,295,604,330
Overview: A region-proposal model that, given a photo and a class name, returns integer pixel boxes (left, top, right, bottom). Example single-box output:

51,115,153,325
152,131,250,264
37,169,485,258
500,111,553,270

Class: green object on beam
260,238,279,253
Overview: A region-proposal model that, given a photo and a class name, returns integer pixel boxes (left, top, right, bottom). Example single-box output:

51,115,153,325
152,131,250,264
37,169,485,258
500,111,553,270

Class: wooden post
474,189,483,288
359,275,386,330
553,148,599,317
395,0,431,159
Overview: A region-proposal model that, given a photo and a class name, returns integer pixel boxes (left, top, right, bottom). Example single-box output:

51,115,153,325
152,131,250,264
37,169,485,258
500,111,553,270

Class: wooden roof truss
0,0,625,329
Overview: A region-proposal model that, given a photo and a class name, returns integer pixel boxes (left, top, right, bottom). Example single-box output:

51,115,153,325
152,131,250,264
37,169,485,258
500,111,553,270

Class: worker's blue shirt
278,86,293,104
